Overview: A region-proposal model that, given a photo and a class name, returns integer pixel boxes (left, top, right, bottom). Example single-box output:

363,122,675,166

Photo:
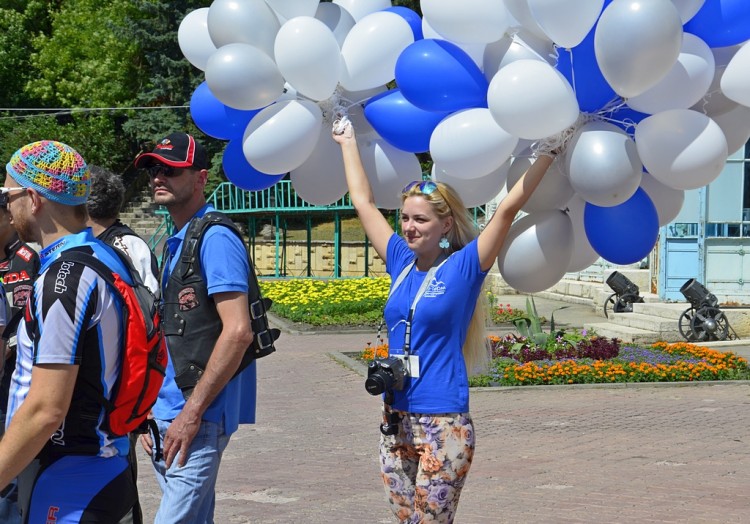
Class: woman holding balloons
333,118,558,522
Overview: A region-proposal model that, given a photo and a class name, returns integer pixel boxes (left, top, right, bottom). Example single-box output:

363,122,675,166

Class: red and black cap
134,132,208,170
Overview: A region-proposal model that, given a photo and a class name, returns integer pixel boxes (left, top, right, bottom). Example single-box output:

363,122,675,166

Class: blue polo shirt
152,205,256,434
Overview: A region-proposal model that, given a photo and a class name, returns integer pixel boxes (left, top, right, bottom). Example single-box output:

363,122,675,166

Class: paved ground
135,297,750,523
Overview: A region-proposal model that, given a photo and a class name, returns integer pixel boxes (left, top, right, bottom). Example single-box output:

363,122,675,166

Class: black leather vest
161,212,278,398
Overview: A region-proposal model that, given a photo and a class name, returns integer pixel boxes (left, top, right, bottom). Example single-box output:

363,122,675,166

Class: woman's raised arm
332,120,394,261
476,154,555,271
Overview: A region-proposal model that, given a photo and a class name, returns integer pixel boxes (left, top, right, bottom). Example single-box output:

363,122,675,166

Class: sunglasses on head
402,180,439,196
146,164,181,178
0,187,26,207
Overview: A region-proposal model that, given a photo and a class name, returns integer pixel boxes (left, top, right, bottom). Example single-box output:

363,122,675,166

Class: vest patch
178,287,199,311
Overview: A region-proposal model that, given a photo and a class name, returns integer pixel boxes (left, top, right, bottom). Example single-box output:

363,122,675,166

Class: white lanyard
388,256,448,358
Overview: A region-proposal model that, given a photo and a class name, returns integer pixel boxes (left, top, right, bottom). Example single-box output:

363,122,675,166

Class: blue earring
439,236,450,249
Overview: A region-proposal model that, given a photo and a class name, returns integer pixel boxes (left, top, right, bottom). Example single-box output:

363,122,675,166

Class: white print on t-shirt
423,278,446,298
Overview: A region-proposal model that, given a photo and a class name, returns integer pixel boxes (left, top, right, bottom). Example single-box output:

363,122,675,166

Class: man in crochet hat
0,141,138,522
135,132,259,523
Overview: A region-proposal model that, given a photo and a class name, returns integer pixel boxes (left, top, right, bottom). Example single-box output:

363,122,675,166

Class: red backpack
57,249,167,437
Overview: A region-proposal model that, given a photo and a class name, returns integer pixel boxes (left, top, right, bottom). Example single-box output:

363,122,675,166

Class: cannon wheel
604,293,641,319
679,307,700,341
689,307,729,342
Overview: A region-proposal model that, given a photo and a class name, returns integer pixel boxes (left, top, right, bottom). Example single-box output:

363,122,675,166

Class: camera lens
365,373,388,395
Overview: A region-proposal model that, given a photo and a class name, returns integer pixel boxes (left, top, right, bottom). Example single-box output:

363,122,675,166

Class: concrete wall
251,241,387,278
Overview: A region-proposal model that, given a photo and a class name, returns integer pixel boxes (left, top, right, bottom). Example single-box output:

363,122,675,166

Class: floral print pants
379,412,475,523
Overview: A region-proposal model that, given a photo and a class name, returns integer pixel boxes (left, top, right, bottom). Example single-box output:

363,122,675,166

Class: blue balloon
555,26,617,113
395,39,488,113
584,188,659,265
684,0,750,47
364,89,450,153
222,140,284,191
382,6,423,41
190,82,261,141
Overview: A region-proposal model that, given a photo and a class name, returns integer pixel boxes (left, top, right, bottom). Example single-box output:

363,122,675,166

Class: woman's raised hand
331,116,354,143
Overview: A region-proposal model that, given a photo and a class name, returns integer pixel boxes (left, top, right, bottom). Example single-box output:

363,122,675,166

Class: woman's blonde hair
401,180,489,375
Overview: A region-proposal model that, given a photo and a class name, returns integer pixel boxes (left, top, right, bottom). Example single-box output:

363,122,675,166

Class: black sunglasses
146,164,182,178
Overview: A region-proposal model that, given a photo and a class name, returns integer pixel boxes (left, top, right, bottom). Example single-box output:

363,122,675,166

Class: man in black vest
135,133,256,523
0,189,39,524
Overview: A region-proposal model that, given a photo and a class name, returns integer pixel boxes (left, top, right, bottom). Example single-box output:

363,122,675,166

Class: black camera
365,357,407,396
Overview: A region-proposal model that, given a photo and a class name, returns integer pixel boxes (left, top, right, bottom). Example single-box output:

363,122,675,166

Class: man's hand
162,407,201,468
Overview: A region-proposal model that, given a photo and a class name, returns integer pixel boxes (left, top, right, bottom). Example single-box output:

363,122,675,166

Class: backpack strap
176,212,279,369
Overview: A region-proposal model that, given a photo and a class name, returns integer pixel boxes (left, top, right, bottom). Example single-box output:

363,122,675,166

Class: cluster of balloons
179,0,750,293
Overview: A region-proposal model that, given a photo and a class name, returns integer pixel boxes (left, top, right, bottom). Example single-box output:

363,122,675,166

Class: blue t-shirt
384,234,488,414
152,205,256,435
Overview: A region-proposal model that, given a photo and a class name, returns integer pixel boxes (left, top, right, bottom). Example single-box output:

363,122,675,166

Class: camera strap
389,255,448,358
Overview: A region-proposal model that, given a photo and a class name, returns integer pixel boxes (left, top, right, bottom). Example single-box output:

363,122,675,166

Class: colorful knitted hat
6,141,90,206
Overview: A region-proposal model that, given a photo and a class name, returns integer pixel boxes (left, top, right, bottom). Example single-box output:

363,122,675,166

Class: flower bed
260,277,390,326
358,339,750,387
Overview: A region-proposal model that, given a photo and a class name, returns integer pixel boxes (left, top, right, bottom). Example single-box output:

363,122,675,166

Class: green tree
27,0,142,108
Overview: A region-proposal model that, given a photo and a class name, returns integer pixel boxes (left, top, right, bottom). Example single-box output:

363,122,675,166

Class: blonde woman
333,121,556,523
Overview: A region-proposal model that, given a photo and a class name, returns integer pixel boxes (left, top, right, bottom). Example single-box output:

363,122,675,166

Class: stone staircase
118,186,167,252
584,302,687,344
540,267,687,343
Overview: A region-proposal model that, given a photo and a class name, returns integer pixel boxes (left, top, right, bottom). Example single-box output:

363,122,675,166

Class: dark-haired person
86,165,158,294
135,133,257,524
85,164,160,524
0,141,137,522
333,120,557,523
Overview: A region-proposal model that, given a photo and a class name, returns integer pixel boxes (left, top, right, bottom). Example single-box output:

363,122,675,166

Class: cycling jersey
5,229,132,458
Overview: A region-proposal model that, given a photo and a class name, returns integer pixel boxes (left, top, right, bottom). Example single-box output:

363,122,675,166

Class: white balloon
527,0,604,49
503,0,549,40
207,0,280,57
242,99,323,174
564,196,600,272
265,0,319,21
205,43,284,110
314,2,356,48
290,126,348,205
421,18,487,69
432,161,510,208
483,32,555,82
720,41,750,108
276,82,299,103
691,45,743,117
488,59,579,140
566,120,642,207
635,109,729,190
274,17,341,101
506,156,574,213
421,0,511,44
178,8,217,71
671,0,706,23
594,0,683,98
429,108,518,180
340,12,414,92
497,209,574,293
640,172,685,226
627,33,715,114
333,0,391,22
711,103,750,155
357,135,423,210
